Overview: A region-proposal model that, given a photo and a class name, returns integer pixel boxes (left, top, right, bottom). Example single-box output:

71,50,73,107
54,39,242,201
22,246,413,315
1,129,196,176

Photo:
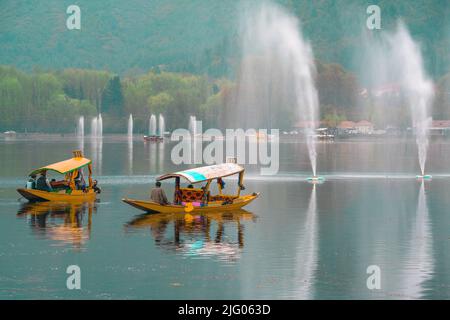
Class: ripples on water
0,137,449,299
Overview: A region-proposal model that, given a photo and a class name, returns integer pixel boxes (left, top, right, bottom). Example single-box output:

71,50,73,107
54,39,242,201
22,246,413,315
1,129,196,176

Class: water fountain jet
98,113,103,138
91,114,103,138
128,114,133,139
149,114,156,136
189,115,197,137
158,114,165,138
77,116,84,137
91,117,98,138
363,22,434,178
236,2,320,180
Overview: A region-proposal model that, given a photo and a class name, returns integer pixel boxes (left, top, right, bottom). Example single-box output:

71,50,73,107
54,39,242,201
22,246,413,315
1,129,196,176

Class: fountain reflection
147,140,157,172
16,201,97,250
145,135,165,173
397,181,434,299
158,139,165,172
125,210,257,261
292,184,318,299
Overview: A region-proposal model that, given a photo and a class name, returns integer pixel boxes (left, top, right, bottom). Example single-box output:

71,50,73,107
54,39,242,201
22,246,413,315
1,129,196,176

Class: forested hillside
1,0,449,77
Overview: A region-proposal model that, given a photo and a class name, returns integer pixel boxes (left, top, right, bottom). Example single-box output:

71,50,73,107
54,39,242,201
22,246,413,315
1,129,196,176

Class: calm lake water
1,134,450,299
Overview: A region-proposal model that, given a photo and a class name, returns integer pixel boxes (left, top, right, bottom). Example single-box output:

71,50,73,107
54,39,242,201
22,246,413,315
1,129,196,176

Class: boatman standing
150,181,169,205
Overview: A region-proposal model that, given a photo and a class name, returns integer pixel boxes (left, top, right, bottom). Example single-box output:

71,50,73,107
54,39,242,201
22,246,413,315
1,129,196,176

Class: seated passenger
26,174,37,189
74,171,86,190
92,180,101,194
36,171,53,191
150,181,169,205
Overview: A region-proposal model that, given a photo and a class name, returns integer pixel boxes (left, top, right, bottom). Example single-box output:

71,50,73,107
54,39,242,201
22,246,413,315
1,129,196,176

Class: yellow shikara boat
17,150,98,202
122,162,259,213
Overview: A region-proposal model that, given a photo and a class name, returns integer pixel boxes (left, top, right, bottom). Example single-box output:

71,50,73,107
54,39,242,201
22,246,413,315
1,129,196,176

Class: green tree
101,76,124,116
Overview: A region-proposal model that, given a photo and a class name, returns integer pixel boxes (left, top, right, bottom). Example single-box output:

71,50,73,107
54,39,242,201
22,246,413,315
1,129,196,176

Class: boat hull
17,188,96,202
144,135,164,142
122,193,259,213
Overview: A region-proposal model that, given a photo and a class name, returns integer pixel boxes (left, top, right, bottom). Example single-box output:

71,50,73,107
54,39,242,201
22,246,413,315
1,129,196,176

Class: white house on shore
337,120,374,135
355,120,374,134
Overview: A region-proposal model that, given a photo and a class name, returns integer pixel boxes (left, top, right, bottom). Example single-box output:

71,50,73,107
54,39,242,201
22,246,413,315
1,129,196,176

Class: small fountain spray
189,115,197,137
149,114,157,136
91,117,98,138
98,113,103,138
90,114,103,138
158,114,165,138
77,116,85,137
128,114,133,139
127,114,133,174
77,116,85,152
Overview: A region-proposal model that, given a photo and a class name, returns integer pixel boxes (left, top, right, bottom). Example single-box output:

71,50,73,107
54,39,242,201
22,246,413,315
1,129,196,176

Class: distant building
337,120,374,135
430,120,450,136
337,121,356,135
355,120,374,134
337,121,355,130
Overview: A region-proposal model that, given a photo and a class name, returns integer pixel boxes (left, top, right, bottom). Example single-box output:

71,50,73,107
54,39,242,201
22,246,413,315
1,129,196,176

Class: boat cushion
179,188,208,202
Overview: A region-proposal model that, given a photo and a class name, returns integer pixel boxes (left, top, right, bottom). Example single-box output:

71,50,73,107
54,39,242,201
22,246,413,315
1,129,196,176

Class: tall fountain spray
128,114,133,137
364,22,434,178
392,26,433,178
235,2,320,178
158,114,165,138
149,114,157,136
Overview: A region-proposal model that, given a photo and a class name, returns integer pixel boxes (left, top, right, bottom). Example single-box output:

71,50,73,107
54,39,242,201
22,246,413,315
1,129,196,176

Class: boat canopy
158,163,244,184
30,156,92,175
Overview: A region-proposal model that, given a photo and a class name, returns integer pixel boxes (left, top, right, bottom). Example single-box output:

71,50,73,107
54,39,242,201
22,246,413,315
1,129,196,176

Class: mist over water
363,22,434,175
232,1,319,176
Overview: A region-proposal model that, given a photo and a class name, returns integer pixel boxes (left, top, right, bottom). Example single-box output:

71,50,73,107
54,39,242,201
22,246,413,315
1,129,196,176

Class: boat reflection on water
16,201,97,250
125,210,257,261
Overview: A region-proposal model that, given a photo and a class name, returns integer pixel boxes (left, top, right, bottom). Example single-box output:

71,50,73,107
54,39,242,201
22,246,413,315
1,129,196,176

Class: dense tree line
0,66,100,132
2,63,450,133
0,65,223,133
